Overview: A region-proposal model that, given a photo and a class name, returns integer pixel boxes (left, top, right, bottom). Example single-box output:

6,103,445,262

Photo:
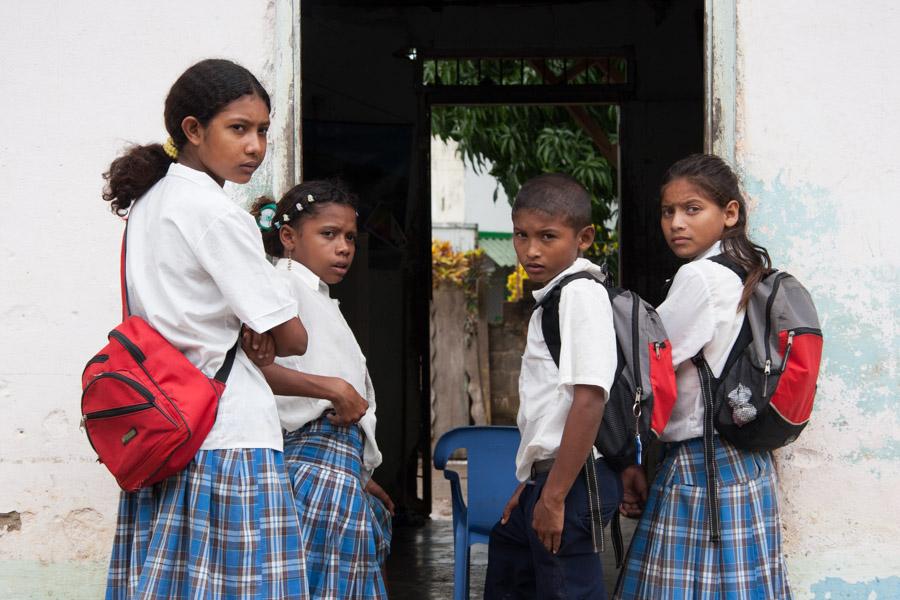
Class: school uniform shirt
656,240,746,442
514,258,617,483
125,163,297,451
272,258,383,481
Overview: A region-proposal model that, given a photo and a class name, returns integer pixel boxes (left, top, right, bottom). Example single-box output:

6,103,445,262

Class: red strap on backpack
80,219,237,491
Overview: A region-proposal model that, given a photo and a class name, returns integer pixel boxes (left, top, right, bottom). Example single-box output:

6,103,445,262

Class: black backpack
537,271,678,472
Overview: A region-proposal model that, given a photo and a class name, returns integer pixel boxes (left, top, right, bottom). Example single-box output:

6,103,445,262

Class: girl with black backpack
614,154,793,599
101,59,309,599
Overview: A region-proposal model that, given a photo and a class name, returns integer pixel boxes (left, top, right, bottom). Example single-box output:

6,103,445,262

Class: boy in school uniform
484,174,623,600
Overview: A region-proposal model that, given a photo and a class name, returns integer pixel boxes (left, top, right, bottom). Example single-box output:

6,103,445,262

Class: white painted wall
0,2,284,597
431,136,513,251
731,2,900,597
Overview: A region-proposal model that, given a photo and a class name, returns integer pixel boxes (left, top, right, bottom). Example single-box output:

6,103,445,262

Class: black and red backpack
537,270,678,472
696,254,823,451
692,254,823,543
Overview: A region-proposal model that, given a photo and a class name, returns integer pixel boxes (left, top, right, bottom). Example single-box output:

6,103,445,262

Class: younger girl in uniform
248,181,394,599
615,154,793,599
101,59,309,599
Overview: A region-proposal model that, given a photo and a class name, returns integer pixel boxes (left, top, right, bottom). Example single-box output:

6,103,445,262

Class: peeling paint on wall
733,1,900,596
810,576,900,599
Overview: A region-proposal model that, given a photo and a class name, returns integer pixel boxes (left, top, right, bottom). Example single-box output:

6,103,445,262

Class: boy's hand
324,377,368,425
500,482,526,525
532,492,565,554
242,326,275,367
619,464,648,518
365,479,395,516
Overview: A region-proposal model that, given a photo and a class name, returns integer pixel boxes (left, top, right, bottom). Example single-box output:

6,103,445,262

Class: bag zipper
83,402,153,421
762,273,789,398
83,354,109,373
109,329,146,363
631,295,643,464
82,372,175,427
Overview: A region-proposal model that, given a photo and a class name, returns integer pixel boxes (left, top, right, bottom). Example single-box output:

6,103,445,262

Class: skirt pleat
106,447,307,600
284,419,390,600
614,436,792,600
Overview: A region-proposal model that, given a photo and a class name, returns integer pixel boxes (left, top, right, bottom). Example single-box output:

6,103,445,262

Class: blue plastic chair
433,425,521,600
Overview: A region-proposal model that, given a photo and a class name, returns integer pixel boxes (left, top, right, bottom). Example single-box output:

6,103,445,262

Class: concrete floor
385,463,635,599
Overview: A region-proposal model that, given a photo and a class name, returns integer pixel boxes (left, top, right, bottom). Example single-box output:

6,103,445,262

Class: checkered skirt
283,418,391,600
105,448,307,600
614,436,793,600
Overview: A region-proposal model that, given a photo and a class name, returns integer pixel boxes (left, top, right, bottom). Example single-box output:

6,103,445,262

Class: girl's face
660,177,739,259
183,93,270,186
286,203,357,285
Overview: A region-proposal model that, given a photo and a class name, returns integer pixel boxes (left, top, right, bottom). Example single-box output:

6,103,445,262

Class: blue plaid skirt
106,447,307,599
614,437,793,600
284,418,391,600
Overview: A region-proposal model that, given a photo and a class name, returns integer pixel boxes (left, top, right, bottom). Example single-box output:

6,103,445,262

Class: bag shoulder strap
120,220,131,321
708,253,747,281
121,218,239,385
536,271,601,367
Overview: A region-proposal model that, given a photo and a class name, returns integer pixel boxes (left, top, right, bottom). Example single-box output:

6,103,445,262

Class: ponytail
661,153,771,310
103,144,173,215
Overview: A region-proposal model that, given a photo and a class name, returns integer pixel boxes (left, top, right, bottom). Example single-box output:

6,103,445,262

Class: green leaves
432,104,620,269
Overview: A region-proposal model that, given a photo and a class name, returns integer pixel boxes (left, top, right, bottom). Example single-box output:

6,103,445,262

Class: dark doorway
301,0,703,521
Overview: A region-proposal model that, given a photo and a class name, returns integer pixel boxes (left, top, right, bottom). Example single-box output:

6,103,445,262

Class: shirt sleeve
556,278,617,400
192,209,297,333
656,264,716,368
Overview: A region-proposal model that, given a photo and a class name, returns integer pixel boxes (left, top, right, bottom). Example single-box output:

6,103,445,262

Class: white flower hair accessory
295,202,304,212
307,194,315,203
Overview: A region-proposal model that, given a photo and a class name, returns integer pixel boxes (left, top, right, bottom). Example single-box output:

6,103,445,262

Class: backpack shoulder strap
708,253,747,282
537,271,600,367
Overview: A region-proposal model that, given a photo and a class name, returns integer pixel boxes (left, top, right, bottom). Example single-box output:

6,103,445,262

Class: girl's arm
268,317,308,357
258,363,368,425
656,265,716,367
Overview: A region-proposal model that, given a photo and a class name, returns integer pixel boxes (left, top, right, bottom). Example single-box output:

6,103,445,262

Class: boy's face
512,208,594,284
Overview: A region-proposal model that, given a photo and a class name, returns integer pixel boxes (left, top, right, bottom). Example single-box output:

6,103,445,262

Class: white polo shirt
514,258,617,482
125,163,297,451
656,241,745,442
272,259,383,481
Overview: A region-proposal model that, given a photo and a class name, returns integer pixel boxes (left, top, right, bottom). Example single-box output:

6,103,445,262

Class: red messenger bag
80,220,236,491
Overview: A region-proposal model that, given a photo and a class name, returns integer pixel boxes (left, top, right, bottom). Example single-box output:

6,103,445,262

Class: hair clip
307,194,315,203
162,136,179,160
295,202,304,212
256,203,278,231
282,213,290,222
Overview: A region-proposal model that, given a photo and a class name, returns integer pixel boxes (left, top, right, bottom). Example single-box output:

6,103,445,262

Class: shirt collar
694,240,723,261
531,257,605,303
275,258,331,296
166,162,224,192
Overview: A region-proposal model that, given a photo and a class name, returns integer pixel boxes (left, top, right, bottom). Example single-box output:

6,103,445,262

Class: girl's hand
500,482,526,525
324,377,368,425
619,464,648,518
241,326,275,367
365,479,395,515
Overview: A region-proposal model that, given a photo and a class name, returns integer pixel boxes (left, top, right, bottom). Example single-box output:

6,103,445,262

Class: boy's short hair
512,173,593,230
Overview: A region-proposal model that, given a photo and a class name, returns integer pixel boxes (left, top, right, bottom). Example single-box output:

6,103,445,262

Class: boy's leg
484,483,538,600
528,460,623,600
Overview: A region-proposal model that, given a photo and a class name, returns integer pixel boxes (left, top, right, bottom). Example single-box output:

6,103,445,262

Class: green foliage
429,60,620,268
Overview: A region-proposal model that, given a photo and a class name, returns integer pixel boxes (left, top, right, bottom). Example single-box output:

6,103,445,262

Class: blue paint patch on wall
742,173,898,418
810,576,900,598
